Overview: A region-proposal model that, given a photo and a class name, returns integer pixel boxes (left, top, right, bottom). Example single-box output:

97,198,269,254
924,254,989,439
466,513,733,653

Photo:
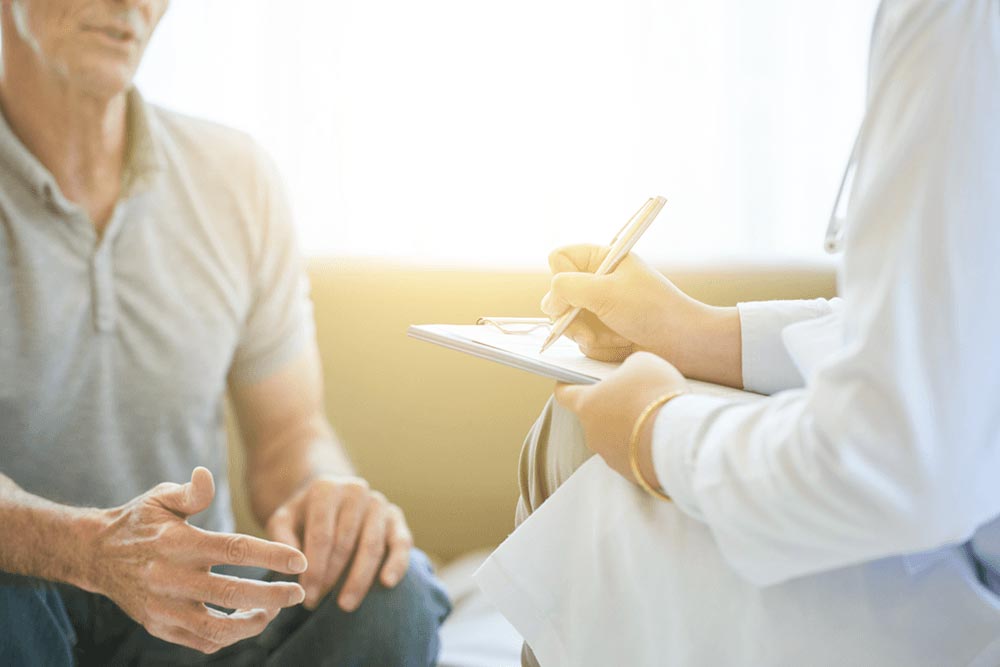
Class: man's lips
82,24,139,43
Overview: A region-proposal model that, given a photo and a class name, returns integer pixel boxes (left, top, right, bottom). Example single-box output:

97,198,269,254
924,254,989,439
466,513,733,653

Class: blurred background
137,4,874,661
137,0,876,267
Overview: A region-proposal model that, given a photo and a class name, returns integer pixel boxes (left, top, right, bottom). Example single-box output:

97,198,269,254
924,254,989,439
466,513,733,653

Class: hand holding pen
539,197,743,388
540,196,666,353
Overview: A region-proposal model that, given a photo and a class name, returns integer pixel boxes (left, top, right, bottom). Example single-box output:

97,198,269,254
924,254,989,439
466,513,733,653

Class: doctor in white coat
480,0,1000,665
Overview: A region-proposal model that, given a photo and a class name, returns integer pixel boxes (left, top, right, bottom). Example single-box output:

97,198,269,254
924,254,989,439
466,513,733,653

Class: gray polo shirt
0,89,312,532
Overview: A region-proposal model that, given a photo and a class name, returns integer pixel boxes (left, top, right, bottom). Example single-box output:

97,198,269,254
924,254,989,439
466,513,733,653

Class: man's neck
0,41,127,235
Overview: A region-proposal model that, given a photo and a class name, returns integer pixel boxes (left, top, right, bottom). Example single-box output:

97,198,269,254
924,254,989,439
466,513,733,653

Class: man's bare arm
230,343,355,526
0,473,100,586
0,469,307,654
231,343,414,611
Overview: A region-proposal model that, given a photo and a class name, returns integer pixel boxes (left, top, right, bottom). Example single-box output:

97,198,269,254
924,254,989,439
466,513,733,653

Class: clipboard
408,319,607,384
407,319,750,399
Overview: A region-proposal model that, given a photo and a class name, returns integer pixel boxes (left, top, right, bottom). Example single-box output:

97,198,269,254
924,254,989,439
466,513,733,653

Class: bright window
136,0,877,265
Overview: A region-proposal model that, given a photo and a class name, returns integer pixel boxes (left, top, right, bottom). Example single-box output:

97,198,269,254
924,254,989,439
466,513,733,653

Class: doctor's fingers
554,382,589,414
577,341,634,363
542,272,616,320
548,244,610,274
563,317,634,361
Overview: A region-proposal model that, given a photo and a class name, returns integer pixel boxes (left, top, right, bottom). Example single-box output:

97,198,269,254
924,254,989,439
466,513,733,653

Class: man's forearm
247,427,355,526
0,474,101,588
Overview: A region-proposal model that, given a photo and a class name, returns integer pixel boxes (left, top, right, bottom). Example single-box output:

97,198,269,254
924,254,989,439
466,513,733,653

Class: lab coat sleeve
652,0,1000,586
738,299,842,395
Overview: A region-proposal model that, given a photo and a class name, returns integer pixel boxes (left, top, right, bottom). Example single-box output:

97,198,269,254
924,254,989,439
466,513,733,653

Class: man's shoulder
148,104,264,167
143,102,283,209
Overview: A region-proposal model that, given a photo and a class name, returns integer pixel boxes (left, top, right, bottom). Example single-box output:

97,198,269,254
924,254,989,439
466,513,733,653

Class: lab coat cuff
738,299,832,395
651,393,732,522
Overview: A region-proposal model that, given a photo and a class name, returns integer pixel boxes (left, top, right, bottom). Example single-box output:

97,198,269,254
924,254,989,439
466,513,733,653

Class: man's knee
517,395,592,523
307,549,451,667
0,582,75,667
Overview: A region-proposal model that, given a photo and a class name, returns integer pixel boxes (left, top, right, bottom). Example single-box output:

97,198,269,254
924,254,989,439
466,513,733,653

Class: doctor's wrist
665,305,742,389
629,391,687,500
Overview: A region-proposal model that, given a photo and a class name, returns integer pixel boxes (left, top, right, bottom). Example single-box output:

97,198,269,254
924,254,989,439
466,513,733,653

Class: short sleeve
227,147,314,386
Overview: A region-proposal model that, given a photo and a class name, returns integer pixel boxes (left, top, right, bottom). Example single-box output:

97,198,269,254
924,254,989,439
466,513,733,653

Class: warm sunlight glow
136,0,876,265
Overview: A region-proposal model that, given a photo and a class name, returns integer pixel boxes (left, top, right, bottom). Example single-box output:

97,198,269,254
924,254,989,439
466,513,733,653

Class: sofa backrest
229,258,837,561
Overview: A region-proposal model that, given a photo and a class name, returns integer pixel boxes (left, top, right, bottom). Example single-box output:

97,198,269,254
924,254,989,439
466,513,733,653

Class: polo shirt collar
0,92,54,202
0,86,167,207
123,87,167,195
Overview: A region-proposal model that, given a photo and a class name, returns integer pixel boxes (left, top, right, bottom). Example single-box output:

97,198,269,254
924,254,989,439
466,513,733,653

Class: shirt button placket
91,246,117,333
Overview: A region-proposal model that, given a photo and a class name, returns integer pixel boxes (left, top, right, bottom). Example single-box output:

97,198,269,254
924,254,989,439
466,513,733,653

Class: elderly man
0,0,449,664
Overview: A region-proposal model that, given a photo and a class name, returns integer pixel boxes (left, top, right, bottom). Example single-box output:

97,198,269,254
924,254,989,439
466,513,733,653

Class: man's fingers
153,623,222,655
154,467,216,517
266,505,302,551
156,601,276,653
171,573,304,611
302,484,338,608
185,606,274,649
336,508,388,612
193,530,307,575
320,495,367,603
379,508,413,588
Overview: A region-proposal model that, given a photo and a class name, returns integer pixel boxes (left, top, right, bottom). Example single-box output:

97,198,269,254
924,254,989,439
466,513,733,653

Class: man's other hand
264,476,413,612
89,467,308,654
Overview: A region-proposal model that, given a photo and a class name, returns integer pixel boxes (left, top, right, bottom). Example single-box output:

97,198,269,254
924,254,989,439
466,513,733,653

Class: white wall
137,0,877,266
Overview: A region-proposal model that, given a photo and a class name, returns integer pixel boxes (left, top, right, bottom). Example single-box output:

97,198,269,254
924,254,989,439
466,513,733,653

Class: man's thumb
156,467,216,517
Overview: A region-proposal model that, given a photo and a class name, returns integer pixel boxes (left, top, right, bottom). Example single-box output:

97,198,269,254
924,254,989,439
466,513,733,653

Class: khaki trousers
514,396,593,667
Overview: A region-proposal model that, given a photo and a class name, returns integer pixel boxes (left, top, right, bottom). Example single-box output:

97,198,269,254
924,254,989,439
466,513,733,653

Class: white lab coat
652,0,1000,588
475,0,1000,664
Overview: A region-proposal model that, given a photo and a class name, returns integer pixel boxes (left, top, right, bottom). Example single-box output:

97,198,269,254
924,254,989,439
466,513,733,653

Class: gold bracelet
628,390,687,502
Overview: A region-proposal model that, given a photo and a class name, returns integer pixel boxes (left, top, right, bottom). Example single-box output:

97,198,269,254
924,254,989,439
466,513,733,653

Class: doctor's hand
264,476,413,613
555,352,688,488
541,244,706,362
541,244,742,388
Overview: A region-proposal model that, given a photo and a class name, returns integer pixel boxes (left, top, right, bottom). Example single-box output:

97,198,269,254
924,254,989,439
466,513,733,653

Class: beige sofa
229,258,837,563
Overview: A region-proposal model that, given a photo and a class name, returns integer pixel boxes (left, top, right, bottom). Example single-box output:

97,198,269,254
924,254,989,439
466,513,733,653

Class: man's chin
69,62,140,101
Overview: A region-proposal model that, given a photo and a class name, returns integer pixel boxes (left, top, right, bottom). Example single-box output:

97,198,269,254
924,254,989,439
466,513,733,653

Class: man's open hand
90,468,308,654
264,476,413,612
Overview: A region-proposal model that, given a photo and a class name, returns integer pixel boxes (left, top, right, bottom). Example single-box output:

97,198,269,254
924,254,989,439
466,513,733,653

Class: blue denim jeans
0,549,450,666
